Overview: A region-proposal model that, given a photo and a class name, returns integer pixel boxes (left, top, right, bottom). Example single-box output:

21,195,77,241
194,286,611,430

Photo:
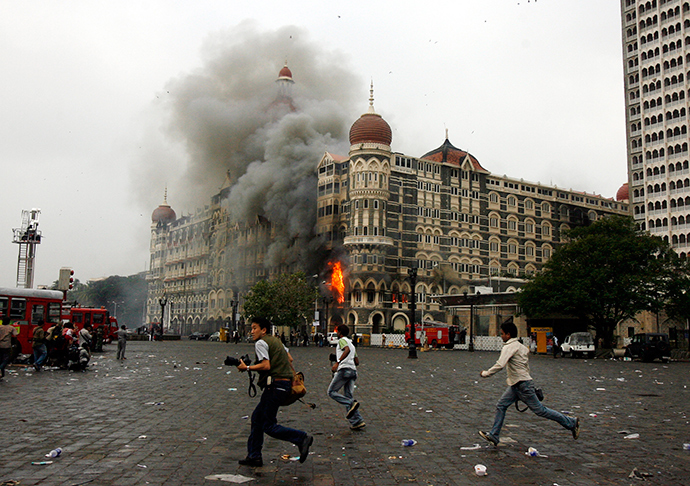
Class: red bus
405,320,462,349
0,287,63,356
64,306,118,343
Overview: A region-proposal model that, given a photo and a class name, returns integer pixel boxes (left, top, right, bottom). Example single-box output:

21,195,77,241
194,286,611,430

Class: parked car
626,333,671,362
208,331,220,341
561,332,595,358
327,332,339,346
189,332,210,341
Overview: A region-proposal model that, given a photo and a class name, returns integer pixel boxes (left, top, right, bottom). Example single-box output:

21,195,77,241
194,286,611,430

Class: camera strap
247,371,257,397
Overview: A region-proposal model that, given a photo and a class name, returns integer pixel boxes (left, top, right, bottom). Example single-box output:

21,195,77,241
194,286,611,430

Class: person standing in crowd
478,321,579,447
32,320,48,372
235,316,313,467
116,325,128,360
552,334,560,358
0,318,18,379
328,324,365,430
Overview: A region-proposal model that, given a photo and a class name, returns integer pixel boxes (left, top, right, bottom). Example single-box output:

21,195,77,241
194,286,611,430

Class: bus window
31,304,45,325
85,313,91,325
48,302,61,323
10,298,26,319
0,297,8,319
73,312,83,324
93,313,104,324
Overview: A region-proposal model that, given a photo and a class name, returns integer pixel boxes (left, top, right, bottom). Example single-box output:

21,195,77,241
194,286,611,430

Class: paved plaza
1,340,689,485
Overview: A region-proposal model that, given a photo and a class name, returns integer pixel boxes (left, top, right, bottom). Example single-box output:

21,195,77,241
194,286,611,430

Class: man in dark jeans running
236,317,313,466
478,321,579,446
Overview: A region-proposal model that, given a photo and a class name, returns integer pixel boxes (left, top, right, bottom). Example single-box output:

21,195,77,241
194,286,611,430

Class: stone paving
1,340,689,486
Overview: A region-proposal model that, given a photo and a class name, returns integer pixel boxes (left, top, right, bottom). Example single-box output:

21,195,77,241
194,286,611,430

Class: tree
243,272,319,329
518,216,683,348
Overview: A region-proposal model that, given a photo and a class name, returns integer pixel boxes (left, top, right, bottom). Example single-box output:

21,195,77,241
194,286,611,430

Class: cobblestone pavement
1,341,689,486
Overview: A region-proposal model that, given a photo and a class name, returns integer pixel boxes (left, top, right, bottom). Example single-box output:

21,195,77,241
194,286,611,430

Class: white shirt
481,337,532,386
336,336,357,370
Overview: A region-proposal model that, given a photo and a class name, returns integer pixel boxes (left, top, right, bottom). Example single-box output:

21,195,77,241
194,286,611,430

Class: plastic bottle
401,439,417,447
45,448,62,458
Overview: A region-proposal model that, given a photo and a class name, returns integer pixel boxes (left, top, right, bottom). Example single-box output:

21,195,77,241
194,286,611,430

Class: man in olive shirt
236,317,313,467
32,321,48,372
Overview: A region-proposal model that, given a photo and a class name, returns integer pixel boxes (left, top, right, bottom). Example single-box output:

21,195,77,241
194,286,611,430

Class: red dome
349,113,392,146
279,65,293,79
616,182,629,201
152,204,176,224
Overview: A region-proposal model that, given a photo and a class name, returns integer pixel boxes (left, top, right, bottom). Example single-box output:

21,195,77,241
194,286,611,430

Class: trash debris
683,443,690,450
204,474,255,483
617,430,631,435
280,454,300,462
460,444,481,450
138,435,147,439
624,433,640,440
596,388,606,391
45,448,62,458
228,388,238,391
401,439,417,447
0,480,20,486
628,467,652,480
31,461,53,465
525,447,548,458
137,464,147,468
474,464,487,476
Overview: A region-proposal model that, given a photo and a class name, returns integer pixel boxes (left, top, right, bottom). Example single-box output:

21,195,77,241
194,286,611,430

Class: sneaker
478,431,499,447
298,434,313,463
571,417,580,440
350,421,366,430
238,457,263,467
346,400,360,419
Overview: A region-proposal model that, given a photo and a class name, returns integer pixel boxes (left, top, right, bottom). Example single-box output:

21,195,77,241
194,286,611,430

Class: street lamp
322,296,334,332
408,266,418,359
464,291,480,352
108,300,124,318
158,295,167,340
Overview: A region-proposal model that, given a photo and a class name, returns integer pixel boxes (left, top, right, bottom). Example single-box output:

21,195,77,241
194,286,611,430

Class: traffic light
58,267,74,291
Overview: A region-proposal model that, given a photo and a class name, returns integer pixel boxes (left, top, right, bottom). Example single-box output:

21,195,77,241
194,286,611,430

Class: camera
225,354,251,367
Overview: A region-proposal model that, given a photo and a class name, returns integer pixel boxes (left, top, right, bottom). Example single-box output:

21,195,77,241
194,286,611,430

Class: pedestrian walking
0,318,18,379
328,324,365,430
235,317,313,467
32,321,48,372
553,335,560,358
478,321,579,447
116,325,128,360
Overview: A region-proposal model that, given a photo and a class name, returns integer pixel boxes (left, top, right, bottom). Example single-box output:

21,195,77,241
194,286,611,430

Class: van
561,332,595,358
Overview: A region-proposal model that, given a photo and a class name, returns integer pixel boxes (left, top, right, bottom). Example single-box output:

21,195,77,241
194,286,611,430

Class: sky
0,0,627,289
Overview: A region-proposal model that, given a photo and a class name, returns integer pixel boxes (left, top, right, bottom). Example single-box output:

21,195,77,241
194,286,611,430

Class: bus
405,320,463,349
0,287,64,357
64,306,119,343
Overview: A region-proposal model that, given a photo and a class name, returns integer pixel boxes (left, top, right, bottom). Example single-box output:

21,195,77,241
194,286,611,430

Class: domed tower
269,61,297,114
616,182,629,203
344,82,394,277
152,189,177,226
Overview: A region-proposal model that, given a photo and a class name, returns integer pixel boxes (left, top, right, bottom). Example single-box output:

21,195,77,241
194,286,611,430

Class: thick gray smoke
142,22,361,272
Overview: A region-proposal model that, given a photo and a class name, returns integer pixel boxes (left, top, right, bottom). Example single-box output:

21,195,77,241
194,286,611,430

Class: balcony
343,236,395,247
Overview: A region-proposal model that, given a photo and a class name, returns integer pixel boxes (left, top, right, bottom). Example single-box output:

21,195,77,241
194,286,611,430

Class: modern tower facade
621,0,690,256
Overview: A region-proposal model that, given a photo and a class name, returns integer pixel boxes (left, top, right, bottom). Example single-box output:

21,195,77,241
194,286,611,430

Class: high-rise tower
621,0,690,257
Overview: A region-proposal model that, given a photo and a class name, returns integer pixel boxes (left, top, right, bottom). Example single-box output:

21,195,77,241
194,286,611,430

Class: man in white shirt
327,324,365,430
478,321,579,446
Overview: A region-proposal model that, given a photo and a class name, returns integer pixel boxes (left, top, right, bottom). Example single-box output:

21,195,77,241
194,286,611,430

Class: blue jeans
33,344,48,368
489,380,576,439
328,368,363,426
0,348,11,377
247,379,307,460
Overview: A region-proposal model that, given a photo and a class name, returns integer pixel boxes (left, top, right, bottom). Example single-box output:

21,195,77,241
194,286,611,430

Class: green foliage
243,272,319,329
518,216,683,347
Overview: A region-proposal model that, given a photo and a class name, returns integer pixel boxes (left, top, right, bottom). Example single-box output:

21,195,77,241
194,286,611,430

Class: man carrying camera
478,321,579,447
235,316,313,467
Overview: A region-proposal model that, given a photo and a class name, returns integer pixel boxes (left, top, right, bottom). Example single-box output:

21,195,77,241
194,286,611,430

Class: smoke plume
136,22,361,273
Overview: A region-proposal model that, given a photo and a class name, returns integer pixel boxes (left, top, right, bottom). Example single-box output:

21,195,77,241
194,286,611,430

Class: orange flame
329,261,345,304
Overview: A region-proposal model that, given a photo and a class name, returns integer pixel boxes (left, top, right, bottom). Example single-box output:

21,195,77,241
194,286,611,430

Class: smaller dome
421,138,486,172
616,182,629,201
277,62,293,82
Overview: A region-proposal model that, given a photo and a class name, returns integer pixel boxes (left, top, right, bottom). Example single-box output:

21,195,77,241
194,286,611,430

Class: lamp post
158,295,167,340
408,266,418,359
322,296,334,332
464,291,480,352
108,300,124,318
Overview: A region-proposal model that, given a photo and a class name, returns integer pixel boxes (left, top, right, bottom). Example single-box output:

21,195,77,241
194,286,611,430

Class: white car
327,332,339,346
561,332,595,358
